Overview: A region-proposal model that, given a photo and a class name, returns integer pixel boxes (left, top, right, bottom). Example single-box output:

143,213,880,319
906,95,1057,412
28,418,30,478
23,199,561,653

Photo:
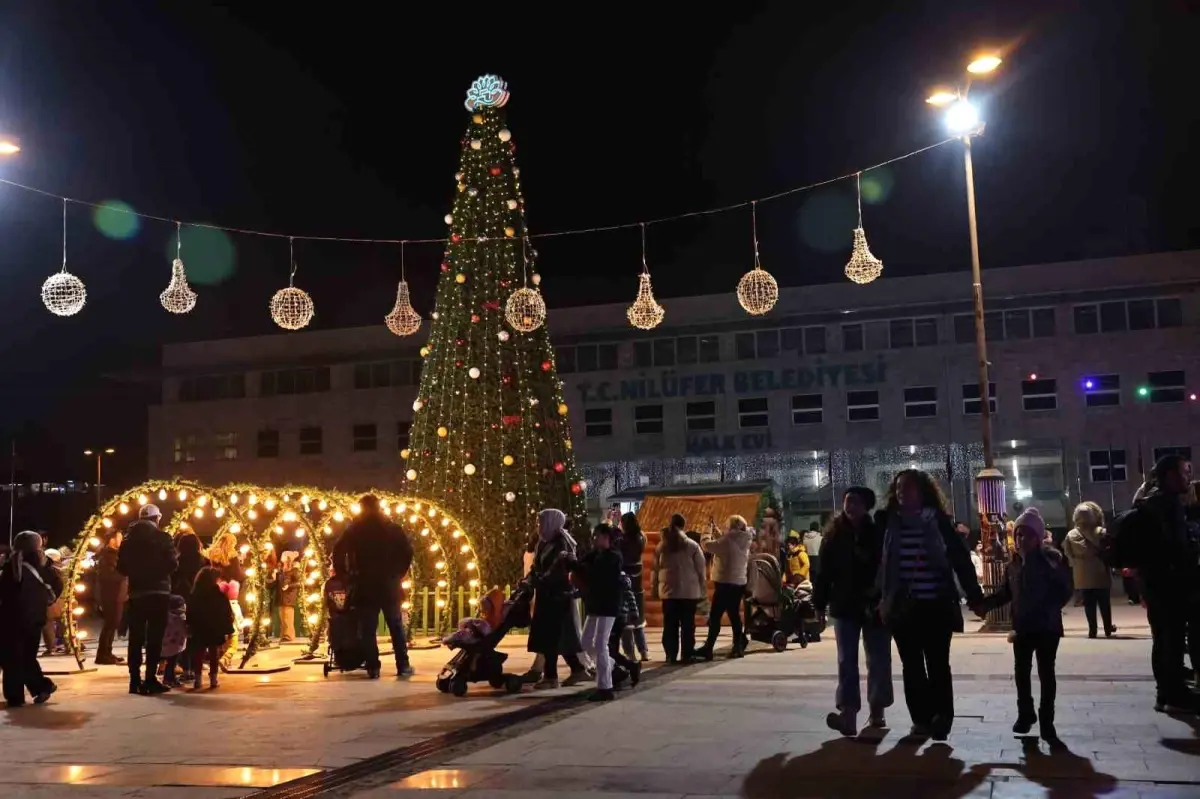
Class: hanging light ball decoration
626,273,665,330
505,287,546,333
736,266,779,316
845,228,883,285
160,258,198,314
384,279,422,337
41,271,87,317
270,285,315,330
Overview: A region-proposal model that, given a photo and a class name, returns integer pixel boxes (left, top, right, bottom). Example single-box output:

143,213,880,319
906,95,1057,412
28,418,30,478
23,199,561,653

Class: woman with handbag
877,469,983,741
813,486,891,736
0,531,62,705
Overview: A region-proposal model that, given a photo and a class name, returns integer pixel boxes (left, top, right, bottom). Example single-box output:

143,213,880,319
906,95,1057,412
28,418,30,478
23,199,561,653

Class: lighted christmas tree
404,75,586,584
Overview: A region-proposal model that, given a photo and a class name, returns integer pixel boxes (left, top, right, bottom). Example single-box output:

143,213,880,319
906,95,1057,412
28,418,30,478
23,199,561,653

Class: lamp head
925,90,958,107
966,55,1002,75
945,99,982,135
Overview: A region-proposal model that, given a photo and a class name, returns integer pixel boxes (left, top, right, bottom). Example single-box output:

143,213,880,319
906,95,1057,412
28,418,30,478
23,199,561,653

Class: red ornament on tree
571,483,582,495
456,338,465,346
499,280,510,288
502,414,521,426
456,360,464,367
451,233,462,243
482,300,500,311
540,360,551,371
502,375,511,385
440,262,450,272
554,462,565,473
489,165,502,176
471,314,480,323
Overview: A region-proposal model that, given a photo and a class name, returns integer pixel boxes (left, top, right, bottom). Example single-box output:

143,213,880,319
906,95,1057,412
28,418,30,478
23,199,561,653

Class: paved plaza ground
1,602,1197,798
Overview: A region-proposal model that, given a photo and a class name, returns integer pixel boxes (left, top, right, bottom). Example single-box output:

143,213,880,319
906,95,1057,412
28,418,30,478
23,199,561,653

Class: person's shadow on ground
972,736,1118,799
1159,710,1200,757
741,737,988,799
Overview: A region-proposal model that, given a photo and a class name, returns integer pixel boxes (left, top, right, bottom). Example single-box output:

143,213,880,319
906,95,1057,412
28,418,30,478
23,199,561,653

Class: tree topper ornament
465,75,510,111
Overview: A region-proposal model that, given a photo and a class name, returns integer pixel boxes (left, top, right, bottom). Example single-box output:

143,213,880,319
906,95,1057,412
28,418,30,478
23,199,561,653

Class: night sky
0,1,1194,490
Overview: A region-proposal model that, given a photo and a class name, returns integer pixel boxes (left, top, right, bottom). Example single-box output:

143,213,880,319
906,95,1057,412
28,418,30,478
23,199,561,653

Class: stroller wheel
504,674,523,694
451,677,469,697
436,676,452,693
799,633,809,649
771,631,789,652
488,673,506,689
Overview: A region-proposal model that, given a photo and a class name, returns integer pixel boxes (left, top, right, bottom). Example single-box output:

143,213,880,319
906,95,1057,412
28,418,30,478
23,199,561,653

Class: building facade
148,251,1200,530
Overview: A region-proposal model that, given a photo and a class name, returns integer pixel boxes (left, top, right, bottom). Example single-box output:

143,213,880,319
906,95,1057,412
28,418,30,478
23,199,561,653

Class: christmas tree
404,76,586,584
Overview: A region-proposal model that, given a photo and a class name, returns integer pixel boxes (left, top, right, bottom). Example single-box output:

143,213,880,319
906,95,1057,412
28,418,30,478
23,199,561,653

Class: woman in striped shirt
877,469,983,742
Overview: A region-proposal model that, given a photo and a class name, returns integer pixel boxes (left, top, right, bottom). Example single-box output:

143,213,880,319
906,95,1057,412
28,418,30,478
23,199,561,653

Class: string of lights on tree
0,76,957,333
63,480,482,671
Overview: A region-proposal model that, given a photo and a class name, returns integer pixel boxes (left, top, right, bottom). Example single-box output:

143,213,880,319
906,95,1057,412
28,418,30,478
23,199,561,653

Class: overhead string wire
0,137,957,247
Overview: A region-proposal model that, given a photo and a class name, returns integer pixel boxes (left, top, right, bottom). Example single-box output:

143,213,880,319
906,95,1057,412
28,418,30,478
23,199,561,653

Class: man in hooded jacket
117,504,178,695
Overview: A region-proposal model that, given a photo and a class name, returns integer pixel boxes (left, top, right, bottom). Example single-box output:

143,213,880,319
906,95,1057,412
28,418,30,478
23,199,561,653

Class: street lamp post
928,55,1009,628
83,448,115,509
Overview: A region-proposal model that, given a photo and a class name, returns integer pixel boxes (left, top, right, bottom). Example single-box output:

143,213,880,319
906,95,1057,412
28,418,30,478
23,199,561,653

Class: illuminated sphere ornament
502,454,514,466
507,199,519,210
406,469,417,480
504,226,516,238
844,227,884,285
270,286,315,330
736,266,779,316
498,128,512,142
400,448,410,459
505,287,547,333
444,214,453,224
464,463,476,475
455,273,467,284
470,139,482,150
385,279,423,337
160,258,198,314
41,271,87,317
437,426,448,438
413,399,424,411
626,273,665,330
505,492,516,503
531,272,541,286
464,74,510,111
468,367,481,379
497,330,510,342
557,403,569,416
420,347,430,357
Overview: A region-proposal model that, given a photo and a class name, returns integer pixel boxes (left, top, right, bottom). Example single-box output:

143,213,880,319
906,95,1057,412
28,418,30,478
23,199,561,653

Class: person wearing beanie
976,507,1073,743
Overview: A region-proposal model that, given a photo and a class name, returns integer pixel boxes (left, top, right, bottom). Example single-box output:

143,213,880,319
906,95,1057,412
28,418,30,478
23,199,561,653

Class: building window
299,426,323,456
847,390,880,422
396,421,411,451
1004,309,1031,340
1032,307,1056,337
1022,378,1058,411
735,332,756,360
634,404,664,435
354,361,420,389
257,429,280,459
984,311,1004,342
698,335,720,363
214,433,238,461
1075,298,1182,334
686,401,716,432
677,335,719,364
1156,298,1183,328
805,326,827,354
953,315,974,345
962,382,997,415
781,326,827,355
1099,301,1127,333
1127,300,1154,331
1089,449,1127,483
576,345,598,372
842,323,864,352
903,386,938,418
179,373,246,403
677,337,698,365
738,397,769,428
1146,370,1186,404
1084,374,1120,407
173,435,198,463
1153,446,1192,463
889,318,938,349
633,341,653,368
352,423,377,452
555,347,577,374
791,394,822,425
652,339,676,367
262,367,331,397
756,330,779,359
1073,305,1099,335
584,408,613,437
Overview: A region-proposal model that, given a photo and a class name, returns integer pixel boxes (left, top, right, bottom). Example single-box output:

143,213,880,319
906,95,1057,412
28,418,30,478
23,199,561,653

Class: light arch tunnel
63,480,483,671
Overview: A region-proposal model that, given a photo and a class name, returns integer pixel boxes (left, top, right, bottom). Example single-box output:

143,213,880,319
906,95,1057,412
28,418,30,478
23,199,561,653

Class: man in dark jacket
332,495,414,678
117,504,178,695
1123,455,1197,713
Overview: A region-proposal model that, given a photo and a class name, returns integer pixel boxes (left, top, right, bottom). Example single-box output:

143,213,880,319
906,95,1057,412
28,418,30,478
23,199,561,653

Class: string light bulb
736,201,778,316
844,173,883,285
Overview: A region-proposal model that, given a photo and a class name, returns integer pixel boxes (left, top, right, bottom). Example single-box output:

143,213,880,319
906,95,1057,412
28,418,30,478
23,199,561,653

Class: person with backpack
1113,455,1198,714
1062,501,1117,639
118,504,179,695
0,531,63,706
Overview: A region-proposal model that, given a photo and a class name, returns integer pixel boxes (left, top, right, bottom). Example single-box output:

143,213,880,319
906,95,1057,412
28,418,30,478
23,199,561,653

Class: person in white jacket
694,515,752,660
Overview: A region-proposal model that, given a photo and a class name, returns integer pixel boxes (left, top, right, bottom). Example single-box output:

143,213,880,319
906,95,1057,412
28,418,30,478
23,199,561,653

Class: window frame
1084,374,1120,408
903,386,938,419
256,429,280,459
790,393,823,426
298,426,323,456
584,407,613,438
351,423,378,453
1088,449,1127,483
846,389,880,422
633,404,665,435
738,397,769,429
842,323,865,352
214,432,239,461
1147,370,1186,404
396,421,412,451
1021,378,1059,412
961,382,997,416
685,400,717,432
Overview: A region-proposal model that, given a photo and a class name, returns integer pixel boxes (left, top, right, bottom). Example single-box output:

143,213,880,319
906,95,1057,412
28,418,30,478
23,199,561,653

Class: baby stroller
744,554,803,651
790,580,821,643
322,574,370,678
436,584,531,697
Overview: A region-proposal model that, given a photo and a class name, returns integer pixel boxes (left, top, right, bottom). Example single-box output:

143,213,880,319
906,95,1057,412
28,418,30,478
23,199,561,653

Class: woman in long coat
527,509,587,689
618,512,650,661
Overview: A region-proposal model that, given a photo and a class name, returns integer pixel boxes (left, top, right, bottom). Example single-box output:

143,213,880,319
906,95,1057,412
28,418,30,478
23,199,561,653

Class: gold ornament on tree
41,200,86,317
626,223,664,330
506,237,546,333
736,200,778,315
844,172,883,285
385,242,422,337
160,221,198,314
270,237,315,331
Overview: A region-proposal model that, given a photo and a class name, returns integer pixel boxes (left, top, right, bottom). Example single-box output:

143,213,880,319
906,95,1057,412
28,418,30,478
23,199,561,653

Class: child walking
573,523,624,701
976,508,1072,742
189,568,235,690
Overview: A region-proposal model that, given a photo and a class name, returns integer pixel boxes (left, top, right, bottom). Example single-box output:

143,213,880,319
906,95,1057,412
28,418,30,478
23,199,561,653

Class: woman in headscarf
0,531,62,705
526,509,587,689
